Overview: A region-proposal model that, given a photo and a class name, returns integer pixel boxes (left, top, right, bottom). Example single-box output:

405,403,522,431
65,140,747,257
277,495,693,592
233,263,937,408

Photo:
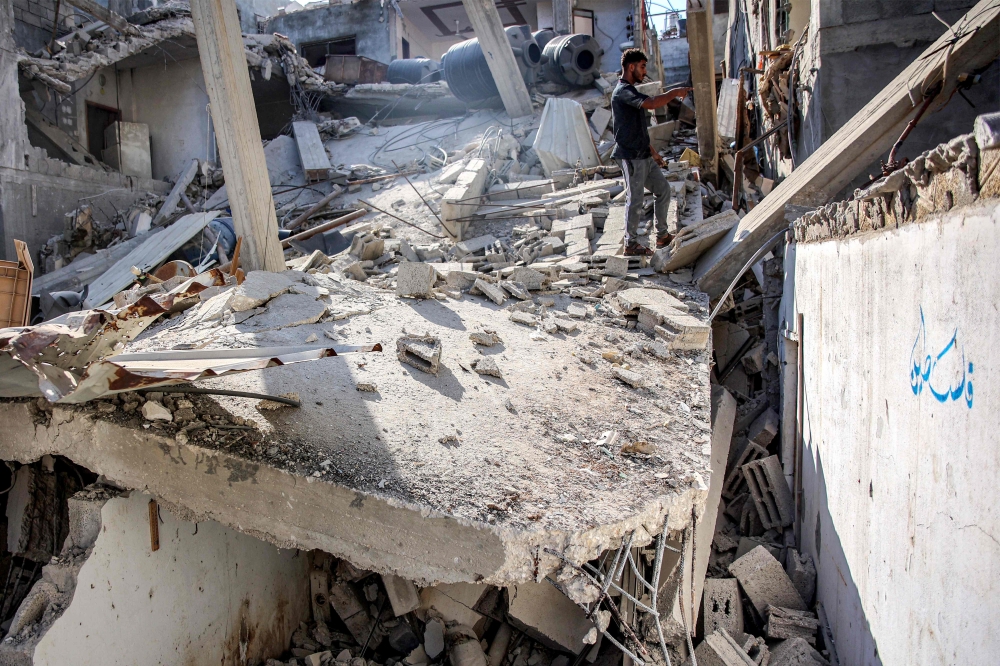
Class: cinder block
728,546,806,616
703,579,744,639
396,261,436,298
742,455,794,529
396,335,442,375
722,441,767,500
603,256,629,277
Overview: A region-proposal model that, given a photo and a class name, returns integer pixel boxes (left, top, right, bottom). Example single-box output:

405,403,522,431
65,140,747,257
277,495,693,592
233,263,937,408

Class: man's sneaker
623,243,654,257
656,233,675,248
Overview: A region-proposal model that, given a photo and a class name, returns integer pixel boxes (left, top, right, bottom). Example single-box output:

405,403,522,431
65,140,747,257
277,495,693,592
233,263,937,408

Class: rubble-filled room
0,0,998,664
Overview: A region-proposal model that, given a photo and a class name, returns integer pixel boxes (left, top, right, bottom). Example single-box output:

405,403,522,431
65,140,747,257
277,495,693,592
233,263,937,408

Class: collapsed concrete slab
0,275,713,589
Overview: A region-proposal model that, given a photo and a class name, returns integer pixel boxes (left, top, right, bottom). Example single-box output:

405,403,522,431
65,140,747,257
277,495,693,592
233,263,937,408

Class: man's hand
641,86,694,110
652,147,667,167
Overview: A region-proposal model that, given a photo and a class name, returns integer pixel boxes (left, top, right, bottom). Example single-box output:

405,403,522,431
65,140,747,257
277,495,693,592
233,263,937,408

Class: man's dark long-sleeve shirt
611,80,651,160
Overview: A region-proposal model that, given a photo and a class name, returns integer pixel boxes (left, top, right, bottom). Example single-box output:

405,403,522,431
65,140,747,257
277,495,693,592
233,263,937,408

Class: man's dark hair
621,48,648,70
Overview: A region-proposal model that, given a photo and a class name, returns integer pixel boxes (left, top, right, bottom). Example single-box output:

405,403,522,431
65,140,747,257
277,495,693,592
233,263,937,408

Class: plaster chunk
228,270,295,311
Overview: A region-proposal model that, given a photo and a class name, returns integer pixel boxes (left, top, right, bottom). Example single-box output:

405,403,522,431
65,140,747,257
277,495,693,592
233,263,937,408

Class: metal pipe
281,208,368,249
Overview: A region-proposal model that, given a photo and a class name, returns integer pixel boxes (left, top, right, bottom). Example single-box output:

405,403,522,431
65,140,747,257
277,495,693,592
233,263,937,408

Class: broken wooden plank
695,0,1000,298
151,159,199,228
292,121,332,182
83,212,220,308
32,234,147,296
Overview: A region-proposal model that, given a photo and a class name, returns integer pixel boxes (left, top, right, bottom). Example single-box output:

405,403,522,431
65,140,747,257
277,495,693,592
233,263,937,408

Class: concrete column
190,0,285,272
461,0,534,118
686,0,719,182
552,0,572,35
0,0,27,170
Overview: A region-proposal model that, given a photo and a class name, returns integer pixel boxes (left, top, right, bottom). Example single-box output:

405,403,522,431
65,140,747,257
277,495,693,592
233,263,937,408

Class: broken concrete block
728,546,806,615
611,366,646,388
389,622,421,654
141,401,172,422
785,549,817,606
641,307,710,350
742,455,794,529
567,303,588,319
242,293,327,329
603,256,629,277
450,638,489,666
445,270,480,291
472,357,503,378
501,281,531,301
396,262,437,298
612,287,687,315
475,279,508,305
470,331,502,346
397,335,442,375
510,311,537,326
420,583,485,627
748,408,779,446
768,637,831,666
508,582,595,653
703,579,744,639
228,270,294,311
693,629,756,666
441,160,489,239
766,606,821,644
305,652,332,666
553,318,578,333
722,442,768,500
382,573,420,617
551,214,595,240
328,580,374,644
455,234,498,257
508,267,545,290
735,537,781,561
343,261,368,281
741,342,767,374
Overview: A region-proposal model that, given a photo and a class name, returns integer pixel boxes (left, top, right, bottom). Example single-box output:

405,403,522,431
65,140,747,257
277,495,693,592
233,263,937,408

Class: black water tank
387,58,442,84
442,25,542,103
541,33,604,87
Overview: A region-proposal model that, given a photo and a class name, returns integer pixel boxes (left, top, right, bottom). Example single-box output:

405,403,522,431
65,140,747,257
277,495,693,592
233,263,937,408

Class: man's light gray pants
621,157,671,245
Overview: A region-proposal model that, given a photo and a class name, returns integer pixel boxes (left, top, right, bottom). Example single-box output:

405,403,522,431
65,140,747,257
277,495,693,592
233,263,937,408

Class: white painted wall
34,491,310,666
128,58,212,181
576,0,630,73
787,200,1000,666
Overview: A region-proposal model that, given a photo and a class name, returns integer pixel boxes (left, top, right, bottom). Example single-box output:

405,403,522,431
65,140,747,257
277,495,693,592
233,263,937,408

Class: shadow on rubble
401,297,466,331
400,363,466,401
804,435,881,665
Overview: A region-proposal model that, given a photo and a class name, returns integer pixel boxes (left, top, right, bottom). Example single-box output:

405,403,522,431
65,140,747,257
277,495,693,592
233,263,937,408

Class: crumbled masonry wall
30,491,310,666
0,150,171,261
783,133,1000,664
796,0,998,192
2,0,28,171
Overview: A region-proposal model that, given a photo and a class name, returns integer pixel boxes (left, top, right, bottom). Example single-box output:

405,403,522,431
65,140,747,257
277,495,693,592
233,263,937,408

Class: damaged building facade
0,0,996,664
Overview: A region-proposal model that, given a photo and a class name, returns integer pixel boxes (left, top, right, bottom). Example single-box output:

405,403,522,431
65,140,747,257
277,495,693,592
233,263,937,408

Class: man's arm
640,86,692,110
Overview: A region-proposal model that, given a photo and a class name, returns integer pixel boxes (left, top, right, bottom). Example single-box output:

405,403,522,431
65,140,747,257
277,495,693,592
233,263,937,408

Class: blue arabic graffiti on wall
909,307,974,408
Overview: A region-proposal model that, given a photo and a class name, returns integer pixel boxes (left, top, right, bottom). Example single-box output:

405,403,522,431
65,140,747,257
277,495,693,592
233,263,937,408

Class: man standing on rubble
612,48,691,256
